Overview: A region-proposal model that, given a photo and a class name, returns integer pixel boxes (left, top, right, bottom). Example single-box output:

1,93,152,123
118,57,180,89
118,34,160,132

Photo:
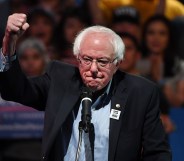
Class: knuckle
8,16,12,21
18,21,23,26
21,14,27,19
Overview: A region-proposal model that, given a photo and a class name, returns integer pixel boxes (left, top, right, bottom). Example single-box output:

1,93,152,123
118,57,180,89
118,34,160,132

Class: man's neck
93,86,108,103
92,81,112,103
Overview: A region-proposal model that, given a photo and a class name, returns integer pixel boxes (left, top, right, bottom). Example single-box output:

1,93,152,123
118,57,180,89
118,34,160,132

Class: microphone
81,87,93,133
75,88,94,161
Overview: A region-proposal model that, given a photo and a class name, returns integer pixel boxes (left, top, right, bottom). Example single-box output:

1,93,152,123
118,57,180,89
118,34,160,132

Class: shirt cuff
0,48,16,72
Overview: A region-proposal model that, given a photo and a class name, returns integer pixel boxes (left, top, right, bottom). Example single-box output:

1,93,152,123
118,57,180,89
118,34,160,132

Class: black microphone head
80,87,93,132
81,87,93,99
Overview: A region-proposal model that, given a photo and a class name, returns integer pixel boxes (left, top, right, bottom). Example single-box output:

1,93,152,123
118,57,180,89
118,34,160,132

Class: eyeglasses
78,55,118,68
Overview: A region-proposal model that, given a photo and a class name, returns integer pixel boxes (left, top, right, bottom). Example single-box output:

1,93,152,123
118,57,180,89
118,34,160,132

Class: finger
16,14,27,24
6,24,20,33
9,13,27,28
11,20,24,28
7,14,27,34
13,13,27,22
13,16,27,27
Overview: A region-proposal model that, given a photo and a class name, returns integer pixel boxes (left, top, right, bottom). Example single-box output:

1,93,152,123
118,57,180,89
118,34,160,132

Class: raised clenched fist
2,13,29,56
5,13,29,37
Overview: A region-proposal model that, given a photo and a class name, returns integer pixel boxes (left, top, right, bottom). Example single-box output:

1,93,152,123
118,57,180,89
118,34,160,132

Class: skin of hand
2,13,29,56
160,114,175,134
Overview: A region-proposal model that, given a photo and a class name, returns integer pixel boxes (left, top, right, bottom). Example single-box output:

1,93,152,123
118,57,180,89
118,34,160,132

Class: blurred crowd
0,0,184,161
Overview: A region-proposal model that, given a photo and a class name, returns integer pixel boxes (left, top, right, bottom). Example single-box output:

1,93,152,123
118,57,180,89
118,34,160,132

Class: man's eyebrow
83,55,111,60
83,55,93,59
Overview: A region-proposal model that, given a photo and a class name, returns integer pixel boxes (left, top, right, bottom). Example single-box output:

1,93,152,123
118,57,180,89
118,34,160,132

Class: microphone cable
75,122,83,161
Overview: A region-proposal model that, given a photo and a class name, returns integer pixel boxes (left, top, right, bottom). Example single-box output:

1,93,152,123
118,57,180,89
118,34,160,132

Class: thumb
22,22,29,32
18,22,29,37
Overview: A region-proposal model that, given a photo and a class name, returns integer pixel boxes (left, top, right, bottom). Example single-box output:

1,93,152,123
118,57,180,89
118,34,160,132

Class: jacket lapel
108,71,129,161
44,72,82,156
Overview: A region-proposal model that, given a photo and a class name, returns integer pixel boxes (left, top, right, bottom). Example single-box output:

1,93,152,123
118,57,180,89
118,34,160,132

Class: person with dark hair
141,15,175,134
111,6,141,42
54,7,89,66
38,0,66,24
141,14,175,81
25,7,58,60
118,32,141,75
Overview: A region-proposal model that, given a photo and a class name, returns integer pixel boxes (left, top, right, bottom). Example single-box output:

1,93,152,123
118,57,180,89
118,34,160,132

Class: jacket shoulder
46,60,78,78
115,71,159,93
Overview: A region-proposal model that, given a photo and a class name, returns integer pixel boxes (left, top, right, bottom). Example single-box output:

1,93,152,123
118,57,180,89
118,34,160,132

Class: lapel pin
116,104,121,108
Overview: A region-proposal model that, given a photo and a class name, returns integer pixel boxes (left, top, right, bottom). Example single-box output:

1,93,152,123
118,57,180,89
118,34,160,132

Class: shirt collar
92,80,112,110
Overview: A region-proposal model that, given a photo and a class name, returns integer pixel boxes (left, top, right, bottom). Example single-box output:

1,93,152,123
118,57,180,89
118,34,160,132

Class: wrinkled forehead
80,32,115,54
82,31,113,42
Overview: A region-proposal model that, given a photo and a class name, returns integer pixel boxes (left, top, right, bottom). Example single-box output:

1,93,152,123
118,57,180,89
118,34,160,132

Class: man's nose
90,61,98,74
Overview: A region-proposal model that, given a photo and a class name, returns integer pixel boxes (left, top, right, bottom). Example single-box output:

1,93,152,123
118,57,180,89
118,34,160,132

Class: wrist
2,34,17,56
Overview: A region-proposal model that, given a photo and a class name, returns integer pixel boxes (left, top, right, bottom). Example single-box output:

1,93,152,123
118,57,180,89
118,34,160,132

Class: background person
98,0,184,25
141,15,174,82
118,32,174,134
111,6,141,42
54,7,89,66
18,38,48,77
24,7,57,60
118,32,141,75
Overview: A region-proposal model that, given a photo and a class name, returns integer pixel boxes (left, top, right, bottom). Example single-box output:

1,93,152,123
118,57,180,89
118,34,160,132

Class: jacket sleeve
142,85,172,161
0,60,52,111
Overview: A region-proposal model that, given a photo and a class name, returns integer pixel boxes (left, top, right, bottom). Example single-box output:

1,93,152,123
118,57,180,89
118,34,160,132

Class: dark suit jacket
0,60,171,161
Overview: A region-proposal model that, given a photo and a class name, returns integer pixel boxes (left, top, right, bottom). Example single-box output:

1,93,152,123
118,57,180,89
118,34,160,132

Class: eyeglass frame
77,55,118,68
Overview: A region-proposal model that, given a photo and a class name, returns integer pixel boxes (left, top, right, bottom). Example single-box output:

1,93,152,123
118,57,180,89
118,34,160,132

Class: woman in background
141,15,175,134
142,15,175,82
54,7,90,66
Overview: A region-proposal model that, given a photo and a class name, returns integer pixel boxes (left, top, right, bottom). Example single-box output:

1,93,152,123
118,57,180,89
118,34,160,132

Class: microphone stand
75,121,95,161
75,87,94,161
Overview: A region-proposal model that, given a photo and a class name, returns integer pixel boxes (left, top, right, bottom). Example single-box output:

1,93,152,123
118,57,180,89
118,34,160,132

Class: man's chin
86,83,100,92
86,85,97,92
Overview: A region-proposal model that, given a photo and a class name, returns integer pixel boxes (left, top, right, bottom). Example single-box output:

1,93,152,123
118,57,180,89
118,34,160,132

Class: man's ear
113,60,122,74
116,60,122,67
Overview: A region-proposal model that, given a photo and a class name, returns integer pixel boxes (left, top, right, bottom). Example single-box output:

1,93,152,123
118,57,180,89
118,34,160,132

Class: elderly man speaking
0,14,171,161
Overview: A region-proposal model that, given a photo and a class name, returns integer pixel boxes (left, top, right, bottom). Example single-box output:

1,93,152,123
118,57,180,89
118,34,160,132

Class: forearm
0,60,50,110
0,13,47,110
2,31,17,56
2,13,29,57
0,13,29,72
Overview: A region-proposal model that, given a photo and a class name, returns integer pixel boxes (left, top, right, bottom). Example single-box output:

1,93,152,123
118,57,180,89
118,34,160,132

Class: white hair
73,25,125,62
